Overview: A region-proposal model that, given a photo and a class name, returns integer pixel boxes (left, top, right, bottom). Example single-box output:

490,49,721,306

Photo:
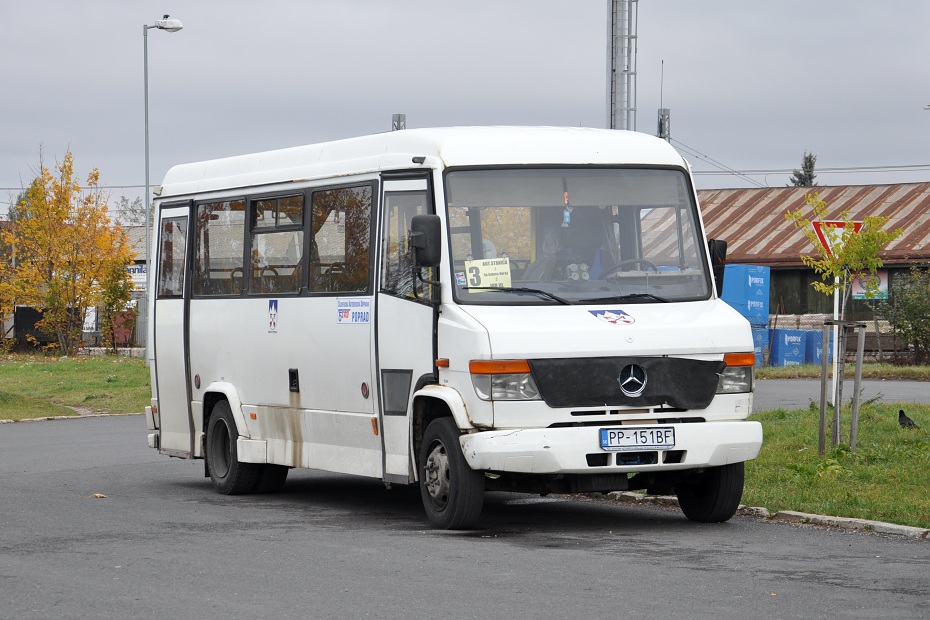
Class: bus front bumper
459,421,762,475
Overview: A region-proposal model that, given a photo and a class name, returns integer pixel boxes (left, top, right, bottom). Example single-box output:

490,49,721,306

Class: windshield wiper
585,293,670,304
462,286,571,305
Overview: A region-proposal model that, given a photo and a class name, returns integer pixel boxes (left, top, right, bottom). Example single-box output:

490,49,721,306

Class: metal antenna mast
607,0,638,130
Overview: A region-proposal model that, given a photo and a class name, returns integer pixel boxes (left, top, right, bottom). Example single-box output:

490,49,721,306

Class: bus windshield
444,168,711,305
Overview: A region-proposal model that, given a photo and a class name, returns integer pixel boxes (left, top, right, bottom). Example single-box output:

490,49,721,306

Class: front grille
529,356,724,410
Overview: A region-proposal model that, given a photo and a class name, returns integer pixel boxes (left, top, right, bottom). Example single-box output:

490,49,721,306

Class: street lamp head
155,15,183,32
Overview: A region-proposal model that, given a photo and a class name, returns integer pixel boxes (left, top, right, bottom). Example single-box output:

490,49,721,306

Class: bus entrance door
377,178,435,483
152,207,194,457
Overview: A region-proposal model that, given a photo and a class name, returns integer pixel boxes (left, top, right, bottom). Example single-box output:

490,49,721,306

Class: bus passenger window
248,195,304,295
309,185,372,293
157,217,188,298
193,200,245,296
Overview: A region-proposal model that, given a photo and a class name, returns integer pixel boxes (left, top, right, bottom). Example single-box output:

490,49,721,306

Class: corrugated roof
698,182,930,267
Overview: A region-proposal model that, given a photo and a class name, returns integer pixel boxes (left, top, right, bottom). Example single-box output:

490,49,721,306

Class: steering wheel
601,258,659,278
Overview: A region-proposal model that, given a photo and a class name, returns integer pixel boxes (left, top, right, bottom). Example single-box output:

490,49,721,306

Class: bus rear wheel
206,401,259,495
676,462,745,523
418,417,485,529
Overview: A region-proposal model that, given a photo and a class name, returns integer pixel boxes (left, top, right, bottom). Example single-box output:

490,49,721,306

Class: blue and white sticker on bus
268,299,278,333
337,298,371,324
589,309,635,325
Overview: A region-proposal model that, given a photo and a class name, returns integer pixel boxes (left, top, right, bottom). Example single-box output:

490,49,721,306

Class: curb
772,510,930,539
606,492,930,540
0,412,142,424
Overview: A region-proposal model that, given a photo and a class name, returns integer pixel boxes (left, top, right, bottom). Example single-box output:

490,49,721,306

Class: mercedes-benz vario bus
146,126,762,529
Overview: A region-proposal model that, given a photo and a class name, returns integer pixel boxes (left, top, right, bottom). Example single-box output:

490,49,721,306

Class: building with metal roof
697,182,930,318
698,182,930,267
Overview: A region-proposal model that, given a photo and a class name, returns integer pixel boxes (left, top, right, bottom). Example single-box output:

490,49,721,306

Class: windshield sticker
455,272,467,286
589,309,635,325
464,257,512,289
337,298,371,324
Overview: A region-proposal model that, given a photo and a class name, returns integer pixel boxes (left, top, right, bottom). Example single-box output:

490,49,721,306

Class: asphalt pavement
1,415,927,620
754,378,929,412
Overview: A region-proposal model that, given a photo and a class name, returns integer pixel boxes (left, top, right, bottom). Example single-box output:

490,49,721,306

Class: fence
758,311,912,366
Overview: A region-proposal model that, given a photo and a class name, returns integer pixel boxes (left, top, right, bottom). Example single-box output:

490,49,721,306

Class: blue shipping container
770,329,807,366
751,327,770,367
805,330,834,365
721,264,770,326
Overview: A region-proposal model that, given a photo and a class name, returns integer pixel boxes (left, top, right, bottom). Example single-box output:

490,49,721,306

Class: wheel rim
210,419,231,478
423,439,451,511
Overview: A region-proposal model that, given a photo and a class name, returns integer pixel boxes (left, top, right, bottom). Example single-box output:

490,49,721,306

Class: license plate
600,427,675,451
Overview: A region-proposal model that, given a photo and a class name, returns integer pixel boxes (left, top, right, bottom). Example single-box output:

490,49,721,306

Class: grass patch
757,363,930,380
744,402,930,529
0,355,150,420
0,390,76,421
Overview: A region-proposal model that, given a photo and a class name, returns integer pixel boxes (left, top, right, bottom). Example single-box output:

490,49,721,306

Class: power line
0,184,145,191
667,139,930,184
695,163,930,176
670,139,767,188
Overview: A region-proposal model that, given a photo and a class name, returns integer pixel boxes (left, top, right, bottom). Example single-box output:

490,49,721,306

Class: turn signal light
469,359,531,375
724,352,756,367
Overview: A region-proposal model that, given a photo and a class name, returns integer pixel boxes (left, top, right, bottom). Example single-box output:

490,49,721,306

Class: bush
880,268,930,364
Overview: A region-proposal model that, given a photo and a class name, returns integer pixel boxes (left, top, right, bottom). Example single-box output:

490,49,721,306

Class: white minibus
146,126,762,529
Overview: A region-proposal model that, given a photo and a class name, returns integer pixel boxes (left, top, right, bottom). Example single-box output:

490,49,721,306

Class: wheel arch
201,382,249,440
411,385,474,475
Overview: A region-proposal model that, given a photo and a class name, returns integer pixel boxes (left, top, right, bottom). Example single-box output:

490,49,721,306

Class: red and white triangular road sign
812,220,863,256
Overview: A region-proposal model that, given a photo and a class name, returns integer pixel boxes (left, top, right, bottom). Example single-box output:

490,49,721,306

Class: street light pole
143,15,182,364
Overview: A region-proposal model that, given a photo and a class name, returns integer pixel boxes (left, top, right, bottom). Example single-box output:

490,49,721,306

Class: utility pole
607,0,638,130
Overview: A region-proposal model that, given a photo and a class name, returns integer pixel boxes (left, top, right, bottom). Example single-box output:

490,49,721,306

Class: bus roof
157,126,688,199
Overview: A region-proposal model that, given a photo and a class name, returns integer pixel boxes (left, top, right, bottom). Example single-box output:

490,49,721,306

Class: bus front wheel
418,417,485,529
206,401,259,495
676,462,745,523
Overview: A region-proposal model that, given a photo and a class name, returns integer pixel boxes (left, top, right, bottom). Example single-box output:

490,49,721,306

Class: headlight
717,353,754,394
469,360,541,401
472,373,541,401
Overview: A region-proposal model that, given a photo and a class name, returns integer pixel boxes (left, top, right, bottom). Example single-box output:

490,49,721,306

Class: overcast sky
2,1,929,216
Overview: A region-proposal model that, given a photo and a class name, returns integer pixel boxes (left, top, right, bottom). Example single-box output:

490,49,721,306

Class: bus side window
157,217,188,298
193,200,246,296
248,195,304,295
309,185,373,293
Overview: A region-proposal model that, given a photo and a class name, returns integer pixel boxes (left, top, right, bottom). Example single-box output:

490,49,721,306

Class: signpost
811,220,863,408
812,220,870,451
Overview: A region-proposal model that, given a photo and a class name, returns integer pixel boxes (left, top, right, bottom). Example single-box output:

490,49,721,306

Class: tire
418,417,485,529
206,401,259,495
676,462,745,523
253,464,289,494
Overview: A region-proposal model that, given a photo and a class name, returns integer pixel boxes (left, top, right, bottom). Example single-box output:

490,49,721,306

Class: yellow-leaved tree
1,151,134,355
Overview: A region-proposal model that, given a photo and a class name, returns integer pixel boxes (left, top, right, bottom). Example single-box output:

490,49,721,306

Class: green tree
113,195,146,226
1,151,134,355
879,268,930,364
789,151,817,187
785,192,904,324
786,192,905,449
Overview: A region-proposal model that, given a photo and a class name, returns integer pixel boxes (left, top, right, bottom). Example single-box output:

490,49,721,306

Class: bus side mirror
410,214,441,268
707,238,727,297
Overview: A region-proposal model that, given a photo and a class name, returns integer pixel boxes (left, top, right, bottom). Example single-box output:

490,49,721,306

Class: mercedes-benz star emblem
617,364,647,397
